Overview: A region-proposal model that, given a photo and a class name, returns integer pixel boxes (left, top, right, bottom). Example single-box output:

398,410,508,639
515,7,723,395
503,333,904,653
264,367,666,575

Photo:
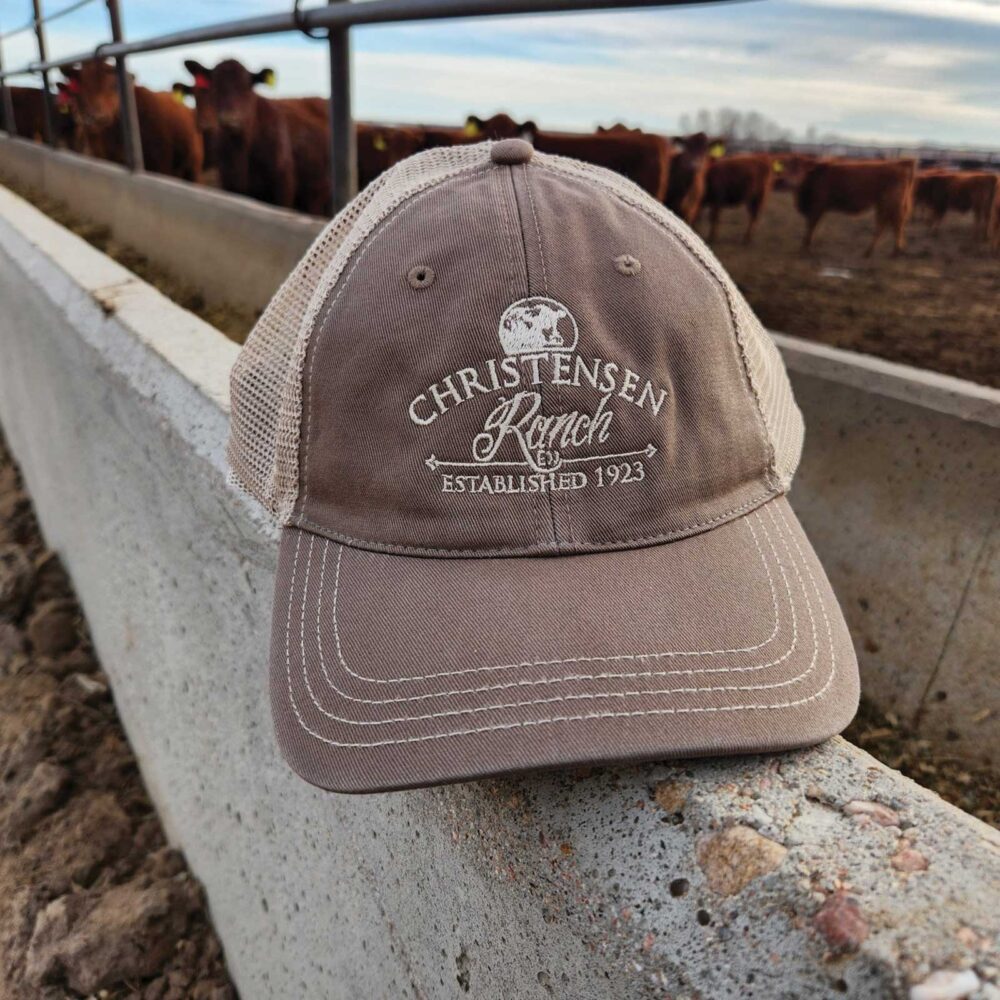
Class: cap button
491,138,534,165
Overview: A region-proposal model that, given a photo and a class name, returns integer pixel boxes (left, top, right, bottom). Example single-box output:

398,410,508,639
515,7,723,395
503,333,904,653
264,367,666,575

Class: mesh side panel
536,152,804,491
227,143,494,521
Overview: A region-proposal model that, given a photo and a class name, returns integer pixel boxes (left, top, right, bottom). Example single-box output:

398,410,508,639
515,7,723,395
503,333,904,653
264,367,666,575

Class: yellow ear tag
463,120,481,137
709,142,726,159
773,160,784,173
373,133,388,152
263,69,276,87
172,88,186,104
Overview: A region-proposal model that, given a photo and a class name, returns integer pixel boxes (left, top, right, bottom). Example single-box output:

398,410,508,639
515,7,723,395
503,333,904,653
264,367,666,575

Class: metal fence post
327,0,356,212
0,35,17,136
106,0,144,170
31,0,55,145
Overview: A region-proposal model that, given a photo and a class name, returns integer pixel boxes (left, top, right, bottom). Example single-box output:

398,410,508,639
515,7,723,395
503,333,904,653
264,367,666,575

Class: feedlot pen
704,189,999,390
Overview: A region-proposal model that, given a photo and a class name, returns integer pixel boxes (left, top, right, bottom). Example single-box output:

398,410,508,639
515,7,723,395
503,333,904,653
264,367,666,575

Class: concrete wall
777,337,1000,767
0,134,324,314
1,176,999,999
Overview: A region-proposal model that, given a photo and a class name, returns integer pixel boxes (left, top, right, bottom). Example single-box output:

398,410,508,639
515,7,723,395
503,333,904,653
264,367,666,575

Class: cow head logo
498,296,578,356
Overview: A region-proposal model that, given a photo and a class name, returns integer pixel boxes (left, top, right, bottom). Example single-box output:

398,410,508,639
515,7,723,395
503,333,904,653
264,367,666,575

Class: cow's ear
520,120,538,142
252,67,276,87
464,115,484,137
60,63,81,81
172,83,192,103
184,59,209,79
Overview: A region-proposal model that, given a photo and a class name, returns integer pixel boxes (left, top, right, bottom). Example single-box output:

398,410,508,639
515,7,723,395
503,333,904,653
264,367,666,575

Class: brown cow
796,158,916,256
6,86,46,140
182,59,306,211
701,153,775,243
665,132,711,224
7,85,80,148
771,152,818,192
464,113,536,141
357,123,425,189
59,61,202,181
461,114,671,200
915,169,998,239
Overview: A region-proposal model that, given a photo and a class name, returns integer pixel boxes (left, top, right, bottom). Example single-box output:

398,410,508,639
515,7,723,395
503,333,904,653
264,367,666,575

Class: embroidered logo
408,298,666,496
498,296,578,355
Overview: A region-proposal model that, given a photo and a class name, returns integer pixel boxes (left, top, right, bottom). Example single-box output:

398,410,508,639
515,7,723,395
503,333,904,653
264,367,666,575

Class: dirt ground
702,189,1000,389
0,434,237,999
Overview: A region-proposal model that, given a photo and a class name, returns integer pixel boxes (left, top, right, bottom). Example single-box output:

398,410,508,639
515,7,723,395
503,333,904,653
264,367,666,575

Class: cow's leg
744,198,762,244
892,206,908,256
801,212,821,252
865,209,888,258
708,204,721,242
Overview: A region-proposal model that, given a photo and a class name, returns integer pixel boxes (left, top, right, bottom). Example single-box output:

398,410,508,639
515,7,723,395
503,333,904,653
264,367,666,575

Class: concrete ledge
0,134,323,314
1,183,998,999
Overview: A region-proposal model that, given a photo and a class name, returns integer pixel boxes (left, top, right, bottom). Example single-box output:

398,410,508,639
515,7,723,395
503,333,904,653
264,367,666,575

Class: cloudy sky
2,0,998,148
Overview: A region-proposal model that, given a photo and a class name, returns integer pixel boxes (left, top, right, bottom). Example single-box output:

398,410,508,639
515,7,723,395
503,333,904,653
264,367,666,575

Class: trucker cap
228,138,859,794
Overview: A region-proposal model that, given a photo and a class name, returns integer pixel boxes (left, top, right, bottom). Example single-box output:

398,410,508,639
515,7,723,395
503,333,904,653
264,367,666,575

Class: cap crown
229,143,803,556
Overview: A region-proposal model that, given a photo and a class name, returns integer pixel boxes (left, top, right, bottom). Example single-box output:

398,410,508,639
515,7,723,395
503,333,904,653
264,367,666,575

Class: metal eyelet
614,254,642,276
407,265,435,290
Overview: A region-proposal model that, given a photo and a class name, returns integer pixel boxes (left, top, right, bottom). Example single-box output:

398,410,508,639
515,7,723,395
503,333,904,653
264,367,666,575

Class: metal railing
0,0,726,210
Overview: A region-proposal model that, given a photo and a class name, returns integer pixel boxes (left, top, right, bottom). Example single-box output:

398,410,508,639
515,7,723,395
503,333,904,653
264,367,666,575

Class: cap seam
507,163,562,550
291,487,777,558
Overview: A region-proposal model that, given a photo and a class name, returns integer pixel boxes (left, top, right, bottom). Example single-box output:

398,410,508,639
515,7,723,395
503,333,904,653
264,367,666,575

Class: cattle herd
3,57,1000,257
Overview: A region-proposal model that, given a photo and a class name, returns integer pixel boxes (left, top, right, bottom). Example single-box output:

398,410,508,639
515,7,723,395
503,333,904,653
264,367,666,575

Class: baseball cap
228,138,859,794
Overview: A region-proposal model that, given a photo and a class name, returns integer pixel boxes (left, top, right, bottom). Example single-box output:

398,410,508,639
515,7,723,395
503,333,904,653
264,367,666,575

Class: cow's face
175,68,217,131
60,61,119,128
465,114,537,143
185,59,272,136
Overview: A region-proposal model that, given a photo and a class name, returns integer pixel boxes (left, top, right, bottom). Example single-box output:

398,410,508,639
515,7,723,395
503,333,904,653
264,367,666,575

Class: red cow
59,61,202,181
915,170,998,240
356,123,425,189
7,85,81,148
771,152,818,192
701,153,775,243
796,159,916,256
533,128,670,201
665,132,712,224
182,59,307,211
461,114,671,201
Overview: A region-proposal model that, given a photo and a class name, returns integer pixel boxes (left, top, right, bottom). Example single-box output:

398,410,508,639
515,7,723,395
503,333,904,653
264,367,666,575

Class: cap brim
271,496,858,793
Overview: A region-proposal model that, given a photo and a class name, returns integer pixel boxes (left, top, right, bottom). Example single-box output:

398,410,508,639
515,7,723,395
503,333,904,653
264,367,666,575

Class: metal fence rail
0,0,723,210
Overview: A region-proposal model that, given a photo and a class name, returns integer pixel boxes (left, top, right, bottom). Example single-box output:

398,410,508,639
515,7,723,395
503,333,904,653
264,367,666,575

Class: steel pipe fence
0,0,725,209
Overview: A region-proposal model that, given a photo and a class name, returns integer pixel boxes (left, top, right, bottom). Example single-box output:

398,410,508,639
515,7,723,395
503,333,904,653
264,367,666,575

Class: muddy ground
0,433,237,999
703,189,1000,389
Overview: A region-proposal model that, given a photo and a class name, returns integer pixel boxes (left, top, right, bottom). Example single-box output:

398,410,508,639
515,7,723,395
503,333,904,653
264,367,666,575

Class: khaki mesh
228,142,803,524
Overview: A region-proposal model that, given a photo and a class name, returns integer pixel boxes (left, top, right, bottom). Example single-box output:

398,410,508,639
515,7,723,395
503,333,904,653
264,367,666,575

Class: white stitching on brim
320,509,785,688
298,501,811,718
280,501,836,748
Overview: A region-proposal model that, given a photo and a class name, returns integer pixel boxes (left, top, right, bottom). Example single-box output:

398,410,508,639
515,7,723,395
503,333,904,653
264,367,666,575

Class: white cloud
799,0,1000,27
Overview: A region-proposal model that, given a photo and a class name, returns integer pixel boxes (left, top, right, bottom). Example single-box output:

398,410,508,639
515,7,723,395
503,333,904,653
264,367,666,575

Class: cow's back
798,160,913,215
135,87,203,180
706,154,772,206
533,130,671,201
